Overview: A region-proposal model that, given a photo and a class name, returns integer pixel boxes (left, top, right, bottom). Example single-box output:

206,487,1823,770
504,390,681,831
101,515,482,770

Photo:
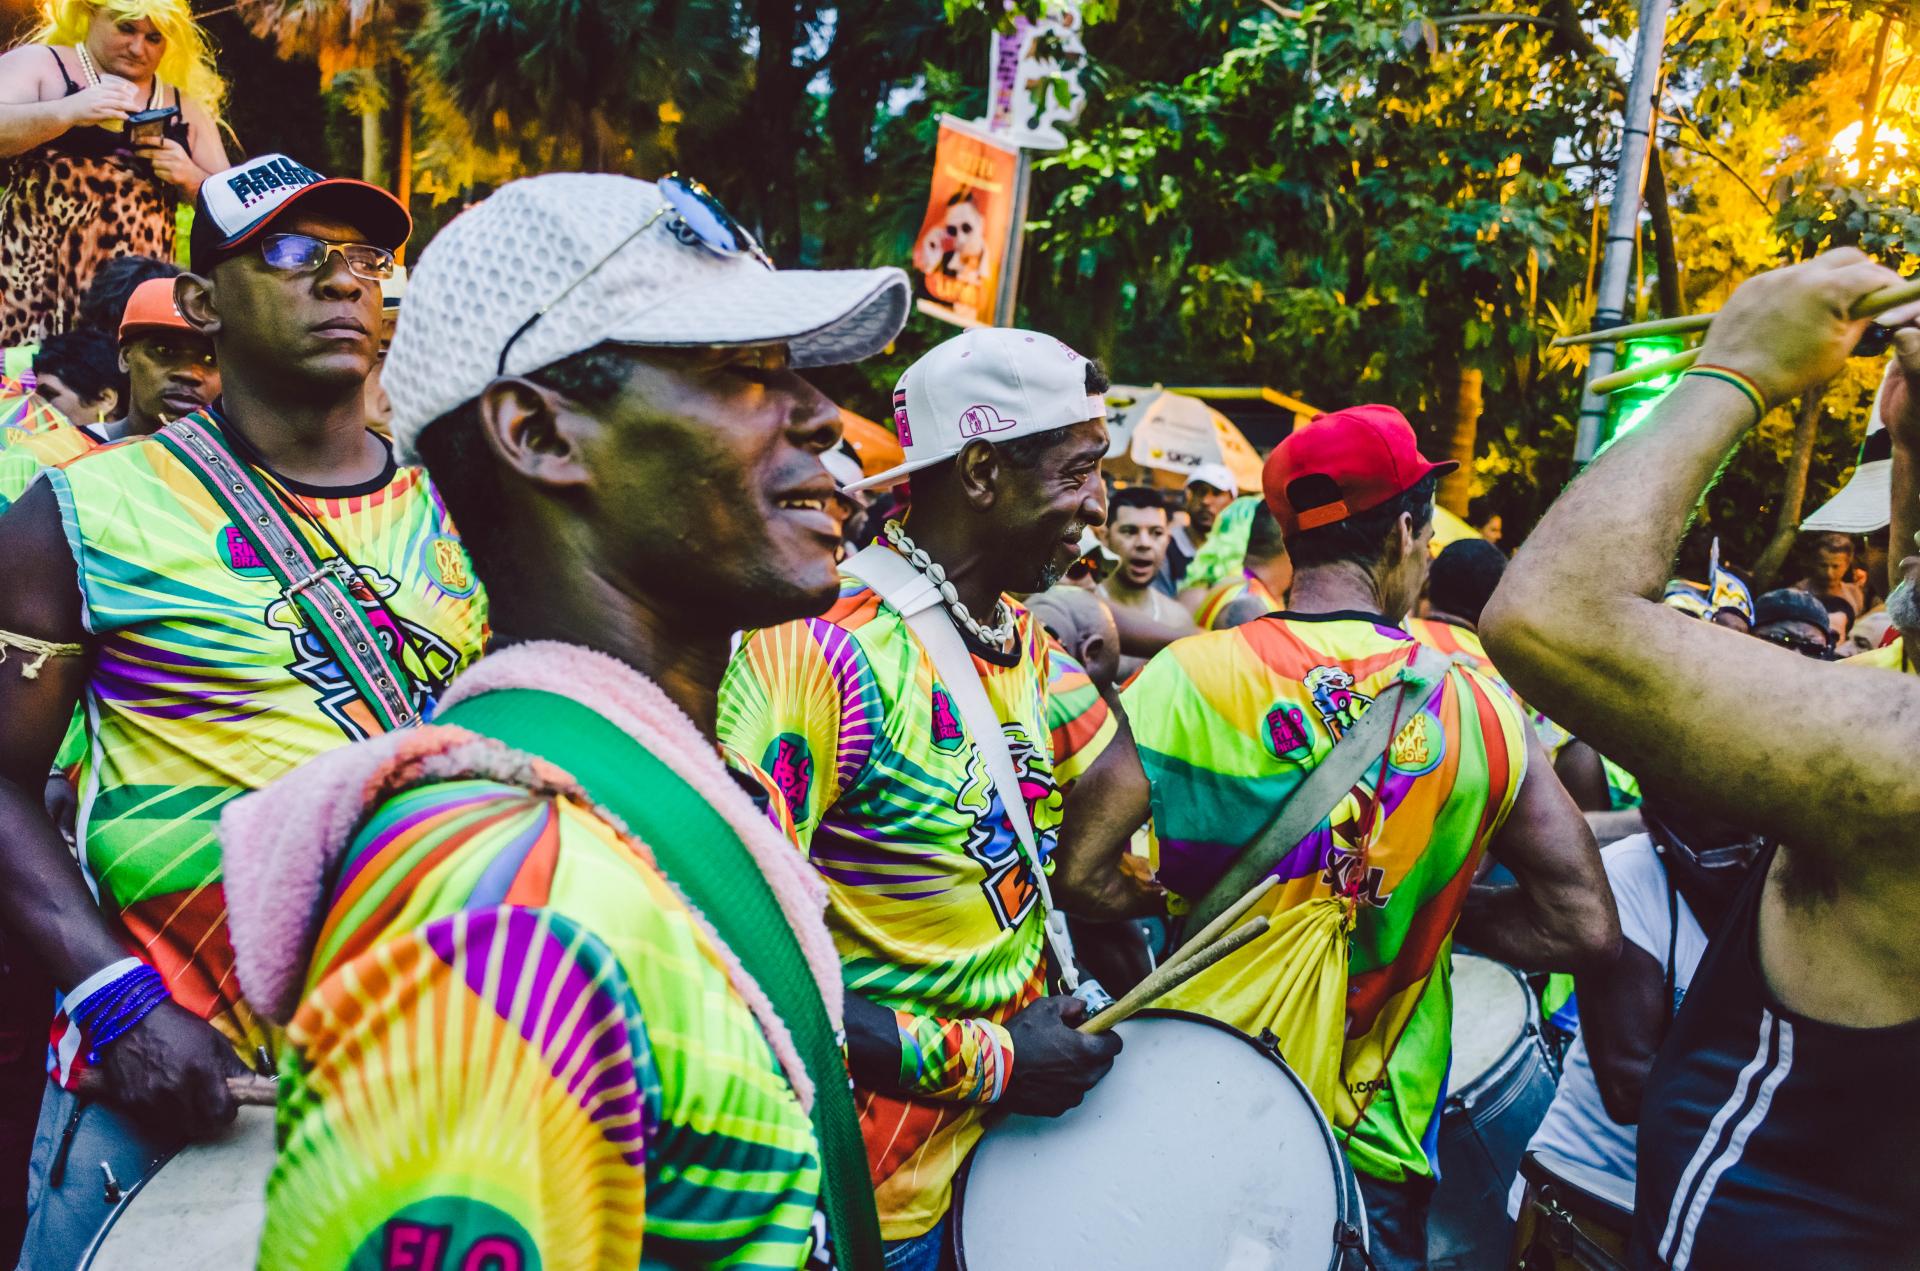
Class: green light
1597,333,1688,455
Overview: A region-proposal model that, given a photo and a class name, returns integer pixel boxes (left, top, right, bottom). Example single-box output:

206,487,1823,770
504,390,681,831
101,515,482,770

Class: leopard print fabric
0,146,176,346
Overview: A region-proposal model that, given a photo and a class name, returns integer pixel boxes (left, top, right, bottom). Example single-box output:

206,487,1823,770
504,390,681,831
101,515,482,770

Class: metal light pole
1573,0,1673,463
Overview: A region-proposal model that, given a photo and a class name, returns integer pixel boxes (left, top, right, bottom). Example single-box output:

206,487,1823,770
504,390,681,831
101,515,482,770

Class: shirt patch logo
930,687,964,751
768,735,814,823
421,534,478,598
955,729,1054,931
1304,665,1372,738
1264,703,1314,761
217,527,273,577
1388,709,1445,776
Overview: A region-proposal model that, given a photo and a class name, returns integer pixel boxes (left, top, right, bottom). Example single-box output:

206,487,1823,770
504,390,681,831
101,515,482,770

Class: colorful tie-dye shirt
1194,570,1282,630
1043,642,1116,791
1405,617,1512,695
263,777,830,1271
718,572,1064,1240
0,417,102,512
1121,612,1529,1183
45,414,487,1065
0,383,64,439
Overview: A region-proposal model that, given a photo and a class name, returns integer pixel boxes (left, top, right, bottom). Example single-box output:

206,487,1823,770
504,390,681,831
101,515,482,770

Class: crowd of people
0,8,1917,1271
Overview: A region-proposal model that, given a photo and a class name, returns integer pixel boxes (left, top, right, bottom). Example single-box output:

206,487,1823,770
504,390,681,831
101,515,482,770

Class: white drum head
85,1104,275,1270
1448,952,1532,1092
958,1013,1345,1270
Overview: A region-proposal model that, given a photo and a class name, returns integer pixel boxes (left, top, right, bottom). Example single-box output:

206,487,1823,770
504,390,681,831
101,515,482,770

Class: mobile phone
126,105,179,146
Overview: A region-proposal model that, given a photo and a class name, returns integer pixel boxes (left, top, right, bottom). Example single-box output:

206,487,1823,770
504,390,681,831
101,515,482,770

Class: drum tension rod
100,1161,121,1205
46,1100,84,1187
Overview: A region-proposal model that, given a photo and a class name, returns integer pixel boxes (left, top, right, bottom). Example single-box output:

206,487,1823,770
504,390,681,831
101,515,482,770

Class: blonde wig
25,0,226,121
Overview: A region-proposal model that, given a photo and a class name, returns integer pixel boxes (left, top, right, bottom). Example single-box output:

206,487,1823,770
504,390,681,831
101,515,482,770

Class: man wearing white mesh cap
218,172,910,1269
718,327,1139,1268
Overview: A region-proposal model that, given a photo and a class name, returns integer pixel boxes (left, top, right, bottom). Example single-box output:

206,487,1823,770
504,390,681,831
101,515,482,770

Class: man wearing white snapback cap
217,171,910,1270
719,327,1130,1267
0,153,489,1269
1158,460,1238,596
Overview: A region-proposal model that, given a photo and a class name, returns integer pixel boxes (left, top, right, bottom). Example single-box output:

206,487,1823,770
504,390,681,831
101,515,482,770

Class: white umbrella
1104,386,1265,493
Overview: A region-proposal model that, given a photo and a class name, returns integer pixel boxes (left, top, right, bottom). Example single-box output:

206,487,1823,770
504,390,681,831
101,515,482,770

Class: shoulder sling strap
1180,642,1455,942
842,544,1081,990
152,415,418,732
435,688,885,1271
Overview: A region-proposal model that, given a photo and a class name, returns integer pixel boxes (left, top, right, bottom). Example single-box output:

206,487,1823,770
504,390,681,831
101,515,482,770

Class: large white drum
81,1104,275,1270
954,1010,1368,1270
1429,952,1559,1271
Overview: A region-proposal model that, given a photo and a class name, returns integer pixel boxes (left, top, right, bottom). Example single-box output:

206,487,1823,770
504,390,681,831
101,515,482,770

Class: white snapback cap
1803,358,1897,534
844,327,1105,494
384,172,911,460
1186,461,1239,495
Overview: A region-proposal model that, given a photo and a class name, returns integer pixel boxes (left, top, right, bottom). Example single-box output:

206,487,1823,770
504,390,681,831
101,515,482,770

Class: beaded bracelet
1684,365,1768,425
66,960,172,1064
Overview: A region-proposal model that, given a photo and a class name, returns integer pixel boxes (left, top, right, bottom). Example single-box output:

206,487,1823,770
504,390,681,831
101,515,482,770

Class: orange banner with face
912,116,1020,327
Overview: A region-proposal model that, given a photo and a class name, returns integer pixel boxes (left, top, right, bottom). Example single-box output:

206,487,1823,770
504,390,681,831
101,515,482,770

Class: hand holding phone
126,105,180,148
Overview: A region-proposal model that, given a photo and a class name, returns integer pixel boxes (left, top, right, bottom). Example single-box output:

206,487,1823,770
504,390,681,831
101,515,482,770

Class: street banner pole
1573,0,1673,463
996,149,1034,328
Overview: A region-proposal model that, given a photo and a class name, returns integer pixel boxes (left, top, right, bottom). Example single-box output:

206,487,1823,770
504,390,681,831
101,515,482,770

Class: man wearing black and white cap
219,171,910,1270
719,327,1128,1268
0,153,487,1269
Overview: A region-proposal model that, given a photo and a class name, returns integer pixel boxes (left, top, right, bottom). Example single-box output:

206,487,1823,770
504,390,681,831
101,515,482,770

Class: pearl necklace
883,520,1016,649
75,43,101,86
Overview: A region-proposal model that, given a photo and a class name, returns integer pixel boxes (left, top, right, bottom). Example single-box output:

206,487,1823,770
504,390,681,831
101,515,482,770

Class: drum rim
1518,1149,1636,1226
1447,954,1540,1106
76,1138,187,1269
77,1105,274,1270
949,1008,1362,1271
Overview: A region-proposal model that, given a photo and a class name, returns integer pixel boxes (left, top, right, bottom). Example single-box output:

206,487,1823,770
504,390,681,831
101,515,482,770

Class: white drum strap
845,544,1080,990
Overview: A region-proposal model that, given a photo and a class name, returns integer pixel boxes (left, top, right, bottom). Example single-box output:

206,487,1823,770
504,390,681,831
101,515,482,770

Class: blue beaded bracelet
69,963,172,1064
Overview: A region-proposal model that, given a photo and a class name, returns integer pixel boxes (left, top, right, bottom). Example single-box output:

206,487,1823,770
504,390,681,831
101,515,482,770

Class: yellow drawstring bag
1160,892,1357,1118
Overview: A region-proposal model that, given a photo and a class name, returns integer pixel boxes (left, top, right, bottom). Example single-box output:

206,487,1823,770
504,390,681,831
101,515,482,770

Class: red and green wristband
1684,364,1769,424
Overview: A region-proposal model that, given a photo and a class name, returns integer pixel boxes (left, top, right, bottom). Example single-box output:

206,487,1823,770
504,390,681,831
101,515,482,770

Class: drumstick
1163,874,1279,972
1587,347,1700,395
73,1071,278,1107
1079,916,1269,1036
1552,276,1920,349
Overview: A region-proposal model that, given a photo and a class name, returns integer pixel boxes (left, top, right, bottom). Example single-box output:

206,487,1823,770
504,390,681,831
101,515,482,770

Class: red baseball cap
1263,404,1455,535
117,278,194,343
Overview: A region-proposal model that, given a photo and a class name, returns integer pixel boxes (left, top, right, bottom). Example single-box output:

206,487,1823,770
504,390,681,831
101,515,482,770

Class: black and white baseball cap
189,153,411,273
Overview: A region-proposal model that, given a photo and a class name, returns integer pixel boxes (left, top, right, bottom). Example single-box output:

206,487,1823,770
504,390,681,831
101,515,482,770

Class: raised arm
1482,251,1920,860
1887,333,1920,596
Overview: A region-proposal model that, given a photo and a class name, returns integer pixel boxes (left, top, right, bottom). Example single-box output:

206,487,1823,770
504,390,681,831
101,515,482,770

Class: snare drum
81,1104,275,1269
953,1010,1368,1270
1428,953,1559,1271
1508,1149,1632,1271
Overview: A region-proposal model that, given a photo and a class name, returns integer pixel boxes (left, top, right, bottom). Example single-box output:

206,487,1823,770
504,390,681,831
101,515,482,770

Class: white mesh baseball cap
843,327,1105,494
385,172,911,460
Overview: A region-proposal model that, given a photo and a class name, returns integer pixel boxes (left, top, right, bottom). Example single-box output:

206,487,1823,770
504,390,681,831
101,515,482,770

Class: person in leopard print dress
0,0,229,346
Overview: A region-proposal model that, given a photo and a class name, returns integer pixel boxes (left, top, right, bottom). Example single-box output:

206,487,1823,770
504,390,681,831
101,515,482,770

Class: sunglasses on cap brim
495,174,771,376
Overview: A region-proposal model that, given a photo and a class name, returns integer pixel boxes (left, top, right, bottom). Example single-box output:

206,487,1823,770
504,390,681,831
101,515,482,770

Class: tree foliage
241,0,1920,571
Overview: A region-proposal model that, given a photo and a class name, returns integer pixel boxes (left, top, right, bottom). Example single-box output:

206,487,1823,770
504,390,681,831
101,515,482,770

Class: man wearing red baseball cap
1059,404,1616,1269
0,278,221,516
0,155,487,1267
